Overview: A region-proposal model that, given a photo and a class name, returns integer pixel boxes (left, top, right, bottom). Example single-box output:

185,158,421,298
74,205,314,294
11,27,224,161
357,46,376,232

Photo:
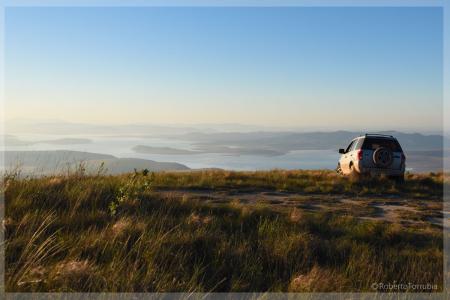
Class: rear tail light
357,150,363,160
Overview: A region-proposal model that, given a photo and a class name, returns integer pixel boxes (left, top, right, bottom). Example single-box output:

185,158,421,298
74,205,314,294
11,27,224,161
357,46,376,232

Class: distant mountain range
163,130,446,155
4,120,203,136
5,119,446,138
2,135,92,147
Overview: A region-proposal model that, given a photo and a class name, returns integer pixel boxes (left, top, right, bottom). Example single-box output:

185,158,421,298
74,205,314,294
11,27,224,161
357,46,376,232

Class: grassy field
3,169,445,292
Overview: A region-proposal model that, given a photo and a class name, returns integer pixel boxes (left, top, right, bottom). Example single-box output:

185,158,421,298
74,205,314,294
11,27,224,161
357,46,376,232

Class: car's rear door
361,137,403,169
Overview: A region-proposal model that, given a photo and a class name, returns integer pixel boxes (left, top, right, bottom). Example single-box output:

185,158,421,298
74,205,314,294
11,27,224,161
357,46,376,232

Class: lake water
2,134,340,171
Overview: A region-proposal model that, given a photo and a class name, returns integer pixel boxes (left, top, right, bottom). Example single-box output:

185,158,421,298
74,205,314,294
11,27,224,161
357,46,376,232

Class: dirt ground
157,188,446,228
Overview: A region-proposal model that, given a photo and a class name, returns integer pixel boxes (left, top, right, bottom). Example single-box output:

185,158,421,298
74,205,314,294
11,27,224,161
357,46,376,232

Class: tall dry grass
3,169,444,292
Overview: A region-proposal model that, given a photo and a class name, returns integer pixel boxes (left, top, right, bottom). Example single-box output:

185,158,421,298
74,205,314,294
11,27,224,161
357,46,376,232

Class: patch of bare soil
157,189,445,227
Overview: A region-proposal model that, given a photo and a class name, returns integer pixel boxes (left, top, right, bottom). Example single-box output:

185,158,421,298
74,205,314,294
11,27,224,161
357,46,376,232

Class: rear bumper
359,166,404,176
354,161,404,176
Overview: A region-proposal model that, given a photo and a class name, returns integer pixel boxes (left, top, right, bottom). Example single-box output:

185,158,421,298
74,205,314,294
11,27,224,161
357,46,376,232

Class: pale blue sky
5,7,443,131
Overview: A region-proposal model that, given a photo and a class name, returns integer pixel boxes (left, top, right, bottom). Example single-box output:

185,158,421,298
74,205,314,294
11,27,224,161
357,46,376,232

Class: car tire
349,163,360,180
373,147,393,168
336,164,343,175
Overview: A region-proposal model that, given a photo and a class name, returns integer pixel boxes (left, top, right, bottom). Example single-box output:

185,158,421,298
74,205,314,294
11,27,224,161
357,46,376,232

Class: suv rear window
361,138,402,152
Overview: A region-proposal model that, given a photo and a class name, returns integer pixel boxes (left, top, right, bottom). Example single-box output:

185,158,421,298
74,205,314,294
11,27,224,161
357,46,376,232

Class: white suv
337,134,406,180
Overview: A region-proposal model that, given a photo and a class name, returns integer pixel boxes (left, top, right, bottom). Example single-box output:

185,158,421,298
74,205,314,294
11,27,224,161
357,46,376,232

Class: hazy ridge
1,150,189,175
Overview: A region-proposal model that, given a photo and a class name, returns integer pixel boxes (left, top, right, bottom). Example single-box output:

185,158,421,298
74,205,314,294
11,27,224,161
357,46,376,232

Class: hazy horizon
3,118,446,135
6,7,443,132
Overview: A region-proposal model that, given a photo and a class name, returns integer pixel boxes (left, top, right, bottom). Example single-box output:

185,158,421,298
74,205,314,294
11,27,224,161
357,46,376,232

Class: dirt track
157,188,445,228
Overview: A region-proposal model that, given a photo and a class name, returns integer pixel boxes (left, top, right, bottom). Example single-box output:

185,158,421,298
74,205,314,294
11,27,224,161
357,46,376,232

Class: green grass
146,169,443,198
3,170,444,292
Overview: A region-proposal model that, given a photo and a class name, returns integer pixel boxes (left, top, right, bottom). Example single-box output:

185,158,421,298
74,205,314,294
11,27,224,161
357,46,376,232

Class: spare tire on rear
373,147,393,168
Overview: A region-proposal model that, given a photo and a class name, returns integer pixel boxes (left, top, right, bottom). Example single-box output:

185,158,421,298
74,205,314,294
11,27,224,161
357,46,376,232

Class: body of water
3,134,340,171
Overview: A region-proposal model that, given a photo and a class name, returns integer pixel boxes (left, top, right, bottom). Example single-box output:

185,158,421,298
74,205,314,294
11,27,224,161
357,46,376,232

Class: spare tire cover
373,147,393,168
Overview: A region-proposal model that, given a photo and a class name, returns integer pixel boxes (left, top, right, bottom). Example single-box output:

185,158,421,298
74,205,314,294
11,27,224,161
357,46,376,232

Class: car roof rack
364,133,394,138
